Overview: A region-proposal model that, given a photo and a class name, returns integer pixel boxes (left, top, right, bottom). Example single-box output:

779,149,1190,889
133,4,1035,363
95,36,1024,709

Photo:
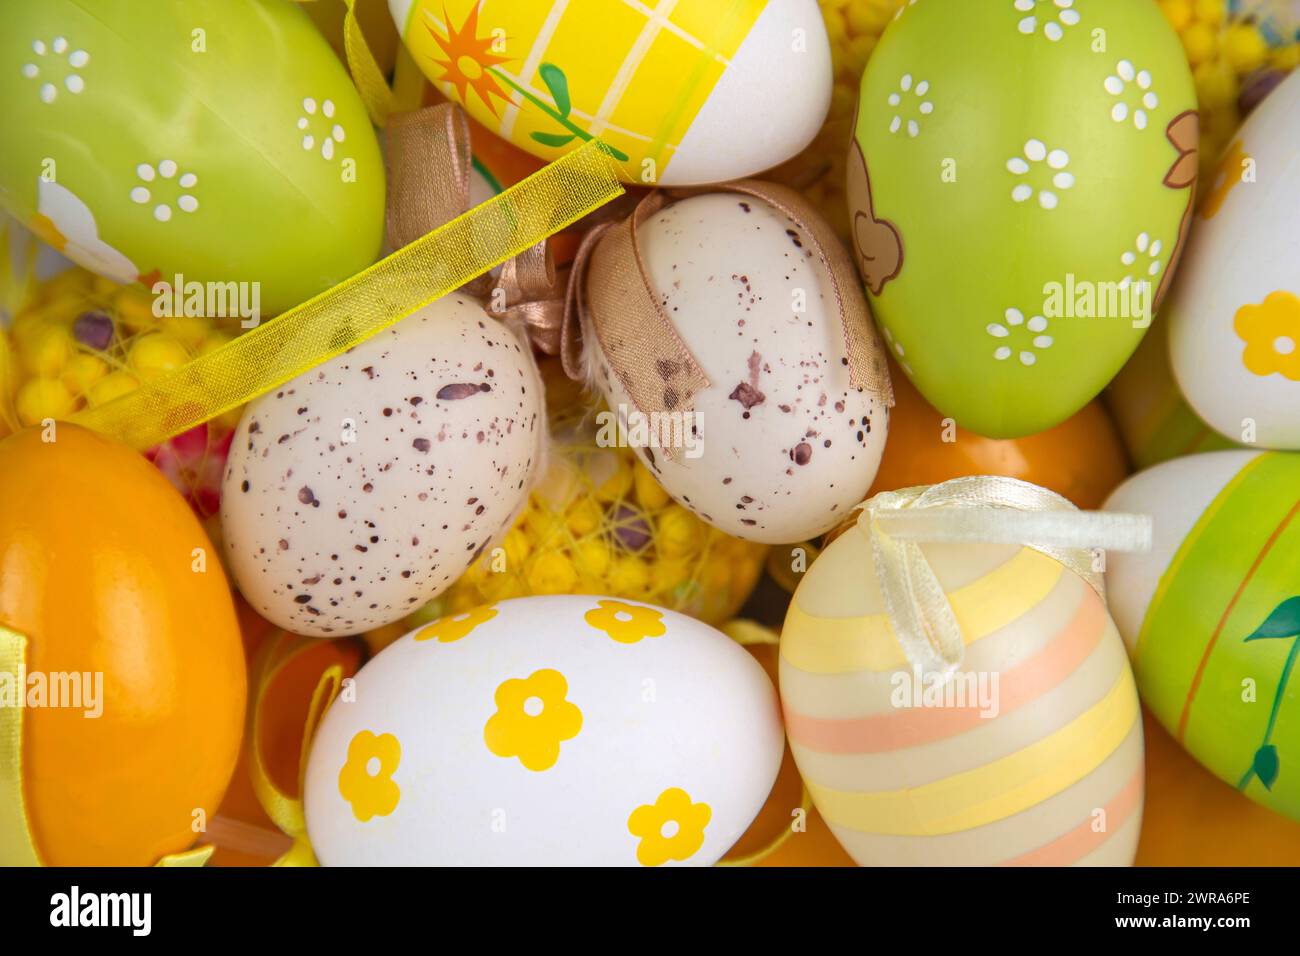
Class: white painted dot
1020,351,1037,366
1105,76,1124,95
302,135,315,151
178,194,198,213
52,37,68,54
366,756,381,776
137,164,155,181
1024,139,1047,162
889,116,901,134
523,696,544,717
987,324,1009,338
995,346,1012,361
332,124,345,142
1044,21,1063,41
1059,9,1080,25
130,186,150,204
614,609,635,623
1118,60,1135,82
39,83,55,103
154,204,172,222
1112,102,1129,122
660,820,680,839
1122,251,1137,266
1148,260,1161,276
1006,308,1025,325
1143,92,1159,110
1134,110,1148,130
915,80,929,96
1150,240,1163,257
321,137,335,160
1015,0,1033,11
303,97,317,114
919,101,933,115
1007,157,1030,175
158,159,177,178
69,50,88,68
1053,172,1075,190
1137,233,1150,252
900,74,913,91
1119,276,1133,290
1019,16,1037,35
297,116,308,130
1275,336,1297,356
1034,335,1054,349
907,120,919,138
1028,315,1048,333
179,172,197,188
64,74,83,93
1012,184,1033,203
32,40,47,55
888,92,900,106
1047,149,1069,169
1137,70,1152,89
1039,190,1059,210
323,99,335,118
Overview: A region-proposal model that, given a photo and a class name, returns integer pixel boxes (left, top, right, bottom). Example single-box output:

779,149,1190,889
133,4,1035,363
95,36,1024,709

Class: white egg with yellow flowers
303,595,784,865
780,481,1145,866
388,0,831,184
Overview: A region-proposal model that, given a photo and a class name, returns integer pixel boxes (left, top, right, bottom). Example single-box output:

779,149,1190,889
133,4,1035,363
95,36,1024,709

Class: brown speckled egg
585,193,889,544
220,296,544,637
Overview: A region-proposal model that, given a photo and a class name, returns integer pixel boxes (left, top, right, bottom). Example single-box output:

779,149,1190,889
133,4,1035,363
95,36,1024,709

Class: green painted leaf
530,131,576,148
1245,596,1300,641
538,63,571,118
1255,744,1280,790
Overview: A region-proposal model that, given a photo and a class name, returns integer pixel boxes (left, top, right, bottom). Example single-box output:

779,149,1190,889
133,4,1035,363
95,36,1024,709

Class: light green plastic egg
849,0,1197,438
0,0,384,315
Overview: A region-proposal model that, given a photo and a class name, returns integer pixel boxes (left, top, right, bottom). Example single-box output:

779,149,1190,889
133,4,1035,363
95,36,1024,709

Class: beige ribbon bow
854,476,1152,677
384,103,568,352
562,181,894,455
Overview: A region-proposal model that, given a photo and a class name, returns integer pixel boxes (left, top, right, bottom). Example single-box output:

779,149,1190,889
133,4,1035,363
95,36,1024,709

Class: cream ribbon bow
854,476,1152,677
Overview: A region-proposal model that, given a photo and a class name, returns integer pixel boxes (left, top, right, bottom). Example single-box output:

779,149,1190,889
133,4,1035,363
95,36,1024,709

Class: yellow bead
127,332,189,382
1193,0,1225,28
16,377,75,426
565,496,604,536
1273,45,1300,70
526,551,577,594
703,558,732,592
19,323,72,377
502,527,531,567
87,370,140,406
479,571,523,602
1224,24,1267,74
606,555,649,595
653,557,693,591
633,463,670,510
1181,22,1218,67
160,313,210,352
655,505,701,558
1158,0,1193,33
573,538,611,577
1194,59,1239,110
197,330,233,356
523,506,565,547
61,353,109,393
114,288,159,333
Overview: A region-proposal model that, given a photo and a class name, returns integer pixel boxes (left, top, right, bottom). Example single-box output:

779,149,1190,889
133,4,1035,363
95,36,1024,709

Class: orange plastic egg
0,424,246,866
870,360,1130,509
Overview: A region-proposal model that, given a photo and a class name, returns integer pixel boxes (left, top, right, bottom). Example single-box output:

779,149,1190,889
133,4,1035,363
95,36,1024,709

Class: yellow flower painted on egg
338,730,402,822
414,604,498,643
1200,140,1250,220
627,788,712,867
483,668,582,771
584,599,666,644
1235,291,1300,381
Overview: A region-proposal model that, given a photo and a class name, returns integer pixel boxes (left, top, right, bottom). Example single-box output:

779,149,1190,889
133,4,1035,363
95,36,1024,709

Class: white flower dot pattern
1104,60,1159,130
1014,0,1080,42
299,97,348,162
887,74,934,138
987,308,1053,366
130,161,199,223
22,36,89,104
1007,139,1073,210
1119,232,1164,289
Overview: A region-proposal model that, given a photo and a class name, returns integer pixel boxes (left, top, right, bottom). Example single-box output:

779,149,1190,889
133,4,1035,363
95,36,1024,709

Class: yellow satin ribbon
0,624,214,867
854,476,1153,677
67,138,621,450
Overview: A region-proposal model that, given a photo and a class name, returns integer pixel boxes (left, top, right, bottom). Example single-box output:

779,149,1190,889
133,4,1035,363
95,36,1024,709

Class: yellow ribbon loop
69,139,623,450
0,626,42,867
855,476,1153,676
340,0,400,126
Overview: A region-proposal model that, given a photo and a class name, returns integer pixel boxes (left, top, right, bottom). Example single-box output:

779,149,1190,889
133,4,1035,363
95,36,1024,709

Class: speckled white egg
303,594,784,865
221,296,544,637
585,193,890,544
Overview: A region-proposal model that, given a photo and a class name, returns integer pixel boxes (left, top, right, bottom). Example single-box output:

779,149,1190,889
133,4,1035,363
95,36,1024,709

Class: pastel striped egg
1104,450,1300,823
780,528,1144,866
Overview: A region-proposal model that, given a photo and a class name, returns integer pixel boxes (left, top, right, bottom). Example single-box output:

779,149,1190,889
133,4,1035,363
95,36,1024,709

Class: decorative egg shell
1168,70,1300,449
1104,450,1300,823
303,595,784,865
781,526,1144,866
585,193,890,545
388,0,831,185
0,0,384,314
0,424,246,866
871,359,1129,510
221,296,544,637
852,0,1197,438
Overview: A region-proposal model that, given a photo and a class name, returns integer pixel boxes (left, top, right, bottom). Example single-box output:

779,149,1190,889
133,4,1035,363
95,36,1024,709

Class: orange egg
0,424,246,866
1137,711,1300,866
870,360,1130,509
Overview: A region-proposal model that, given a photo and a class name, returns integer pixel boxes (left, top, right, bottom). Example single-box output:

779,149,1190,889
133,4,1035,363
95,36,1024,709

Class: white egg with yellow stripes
780,524,1144,866
303,594,784,865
